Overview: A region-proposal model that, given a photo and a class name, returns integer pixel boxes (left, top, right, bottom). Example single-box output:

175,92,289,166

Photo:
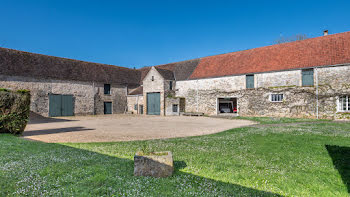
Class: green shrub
0,89,31,135
16,89,30,94
0,88,9,92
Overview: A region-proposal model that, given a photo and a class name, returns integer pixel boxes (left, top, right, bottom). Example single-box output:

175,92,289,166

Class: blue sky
1,0,349,68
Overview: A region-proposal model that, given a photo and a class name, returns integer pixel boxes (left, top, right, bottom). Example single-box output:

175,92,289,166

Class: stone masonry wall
0,74,127,117
143,67,165,115
94,83,128,115
127,95,144,114
165,97,180,116
176,65,350,119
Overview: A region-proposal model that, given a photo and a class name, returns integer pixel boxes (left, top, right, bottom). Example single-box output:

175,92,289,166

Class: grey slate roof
172,59,200,81
128,86,143,95
0,47,141,85
0,47,200,89
155,67,175,80
138,58,200,82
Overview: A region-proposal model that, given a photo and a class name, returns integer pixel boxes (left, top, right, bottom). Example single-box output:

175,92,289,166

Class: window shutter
246,75,254,89
302,69,314,86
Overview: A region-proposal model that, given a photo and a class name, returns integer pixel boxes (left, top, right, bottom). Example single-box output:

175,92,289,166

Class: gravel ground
23,114,256,143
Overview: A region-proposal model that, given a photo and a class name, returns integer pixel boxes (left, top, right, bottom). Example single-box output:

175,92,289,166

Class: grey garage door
147,93,160,115
49,94,74,117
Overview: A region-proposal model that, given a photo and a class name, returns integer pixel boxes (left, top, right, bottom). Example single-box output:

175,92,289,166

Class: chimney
323,30,328,36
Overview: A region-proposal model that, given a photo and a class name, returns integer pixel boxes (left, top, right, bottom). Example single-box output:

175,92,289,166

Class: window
169,81,173,90
338,96,350,112
139,105,144,114
172,104,178,112
151,76,154,81
302,69,314,86
134,104,138,110
104,84,111,95
270,94,284,102
246,75,254,89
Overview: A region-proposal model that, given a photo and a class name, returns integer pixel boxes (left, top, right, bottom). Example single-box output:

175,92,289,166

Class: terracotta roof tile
189,31,350,79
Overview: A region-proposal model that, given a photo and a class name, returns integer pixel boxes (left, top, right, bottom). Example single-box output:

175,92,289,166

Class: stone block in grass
134,151,173,178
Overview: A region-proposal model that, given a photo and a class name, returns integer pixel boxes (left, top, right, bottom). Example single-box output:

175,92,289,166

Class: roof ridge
199,31,350,59
0,47,136,71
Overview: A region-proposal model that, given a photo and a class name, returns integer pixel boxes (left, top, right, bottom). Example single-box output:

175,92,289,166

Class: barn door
49,94,74,117
147,93,160,115
62,95,74,116
49,94,62,117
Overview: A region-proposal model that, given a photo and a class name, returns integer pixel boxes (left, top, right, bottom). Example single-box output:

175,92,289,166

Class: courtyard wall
0,74,127,116
175,64,350,119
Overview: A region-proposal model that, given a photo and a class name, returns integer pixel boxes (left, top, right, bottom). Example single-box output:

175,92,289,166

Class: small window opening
170,81,173,90
104,84,111,95
302,69,314,86
151,76,154,81
134,104,138,110
172,104,178,112
338,95,350,112
270,94,284,102
246,75,254,89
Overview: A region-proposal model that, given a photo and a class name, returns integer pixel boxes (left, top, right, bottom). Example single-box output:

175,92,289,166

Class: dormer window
151,76,154,81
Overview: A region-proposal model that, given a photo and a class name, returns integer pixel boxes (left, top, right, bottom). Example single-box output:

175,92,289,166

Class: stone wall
175,65,350,119
256,70,301,87
142,67,166,115
317,64,350,119
127,95,144,114
94,83,128,115
165,97,180,116
0,74,127,117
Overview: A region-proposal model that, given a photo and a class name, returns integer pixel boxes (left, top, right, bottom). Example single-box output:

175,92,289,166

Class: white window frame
270,94,284,102
337,95,350,112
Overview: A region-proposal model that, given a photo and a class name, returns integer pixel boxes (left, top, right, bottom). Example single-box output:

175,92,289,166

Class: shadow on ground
28,111,78,124
0,135,282,196
23,127,94,136
326,145,350,194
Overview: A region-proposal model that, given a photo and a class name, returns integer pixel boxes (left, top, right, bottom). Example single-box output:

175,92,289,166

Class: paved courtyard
23,114,256,143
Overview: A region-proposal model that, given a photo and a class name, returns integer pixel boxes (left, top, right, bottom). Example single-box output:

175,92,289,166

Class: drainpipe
196,80,199,112
315,67,319,119
93,82,95,115
136,95,139,114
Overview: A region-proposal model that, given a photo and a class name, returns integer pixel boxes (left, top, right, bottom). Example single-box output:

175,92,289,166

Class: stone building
1,30,350,119
0,48,140,117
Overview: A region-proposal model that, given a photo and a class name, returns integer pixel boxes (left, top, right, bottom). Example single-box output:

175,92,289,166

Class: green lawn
232,116,331,124
0,122,349,196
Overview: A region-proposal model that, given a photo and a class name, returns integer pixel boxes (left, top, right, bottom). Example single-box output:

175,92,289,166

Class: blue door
147,93,160,115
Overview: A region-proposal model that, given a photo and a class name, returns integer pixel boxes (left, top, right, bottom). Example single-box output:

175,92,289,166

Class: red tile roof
189,31,350,79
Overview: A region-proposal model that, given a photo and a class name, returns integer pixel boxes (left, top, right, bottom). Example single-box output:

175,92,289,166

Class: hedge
0,88,31,135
